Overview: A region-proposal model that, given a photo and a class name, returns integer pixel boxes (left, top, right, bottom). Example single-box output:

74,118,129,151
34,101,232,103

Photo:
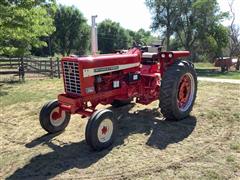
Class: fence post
39,60,42,72
50,57,53,79
19,57,25,81
9,57,12,68
45,61,47,72
57,57,60,78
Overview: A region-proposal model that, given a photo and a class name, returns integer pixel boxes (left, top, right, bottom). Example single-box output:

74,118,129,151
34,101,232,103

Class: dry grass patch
0,79,239,179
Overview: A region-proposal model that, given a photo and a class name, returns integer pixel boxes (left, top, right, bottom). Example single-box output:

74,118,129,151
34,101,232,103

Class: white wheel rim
178,73,195,112
97,119,113,143
50,107,66,127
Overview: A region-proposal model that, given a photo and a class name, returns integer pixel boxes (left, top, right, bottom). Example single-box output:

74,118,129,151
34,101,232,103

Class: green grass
0,79,63,106
230,143,240,152
196,70,240,79
226,155,235,163
203,170,223,179
194,62,217,69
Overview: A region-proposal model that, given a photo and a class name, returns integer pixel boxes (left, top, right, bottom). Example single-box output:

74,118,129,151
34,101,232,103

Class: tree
0,0,56,56
52,5,90,56
200,24,229,60
127,29,159,46
227,0,240,57
145,0,178,50
146,0,229,61
191,0,228,58
98,19,131,53
228,25,240,57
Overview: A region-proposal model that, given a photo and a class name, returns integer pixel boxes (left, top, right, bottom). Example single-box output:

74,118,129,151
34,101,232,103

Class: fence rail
0,56,61,81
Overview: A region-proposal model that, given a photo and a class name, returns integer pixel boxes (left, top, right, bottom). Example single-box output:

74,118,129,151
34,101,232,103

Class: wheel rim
50,107,66,127
97,119,113,143
177,73,195,112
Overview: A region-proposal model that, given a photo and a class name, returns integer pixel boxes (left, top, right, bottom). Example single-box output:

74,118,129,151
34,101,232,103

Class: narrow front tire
39,100,71,133
85,109,117,151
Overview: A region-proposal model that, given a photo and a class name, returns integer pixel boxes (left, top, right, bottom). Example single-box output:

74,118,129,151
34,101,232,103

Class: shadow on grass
0,90,8,96
0,84,14,97
7,104,196,179
0,79,22,84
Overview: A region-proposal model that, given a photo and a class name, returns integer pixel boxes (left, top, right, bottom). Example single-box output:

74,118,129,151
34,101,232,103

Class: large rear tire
85,109,117,151
159,61,197,120
39,100,71,133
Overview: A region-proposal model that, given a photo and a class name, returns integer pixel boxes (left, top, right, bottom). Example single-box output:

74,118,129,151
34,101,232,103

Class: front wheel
85,109,117,151
39,100,71,133
159,61,197,120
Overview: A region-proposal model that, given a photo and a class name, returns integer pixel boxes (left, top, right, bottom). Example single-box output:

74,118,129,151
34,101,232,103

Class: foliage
145,0,178,50
31,16,158,56
127,29,159,46
0,0,56,56
146,0,229,61
52,5,90,56
191,0,229,58
98,19,131,53
98,20,158,53
1,0,233,62
207,24,229,57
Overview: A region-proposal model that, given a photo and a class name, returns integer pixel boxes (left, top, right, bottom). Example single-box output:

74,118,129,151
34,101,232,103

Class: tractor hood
62,49,142,77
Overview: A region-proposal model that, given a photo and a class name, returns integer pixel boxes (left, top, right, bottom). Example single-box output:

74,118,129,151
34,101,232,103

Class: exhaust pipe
91,15,98,56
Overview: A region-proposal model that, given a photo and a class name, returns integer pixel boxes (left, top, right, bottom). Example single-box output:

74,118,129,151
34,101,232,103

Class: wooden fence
0,57,61,82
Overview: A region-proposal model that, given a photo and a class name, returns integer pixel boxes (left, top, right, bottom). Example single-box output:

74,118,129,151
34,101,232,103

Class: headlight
161,53,166,58
168,53,173,58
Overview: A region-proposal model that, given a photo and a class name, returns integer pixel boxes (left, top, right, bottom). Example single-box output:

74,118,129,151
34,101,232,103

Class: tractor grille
63,61,81,95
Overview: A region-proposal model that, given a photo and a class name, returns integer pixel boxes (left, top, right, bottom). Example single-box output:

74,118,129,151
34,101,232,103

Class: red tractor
39,46,197,151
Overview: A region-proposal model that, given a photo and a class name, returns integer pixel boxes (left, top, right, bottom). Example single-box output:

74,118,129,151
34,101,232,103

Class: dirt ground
0,79,239,179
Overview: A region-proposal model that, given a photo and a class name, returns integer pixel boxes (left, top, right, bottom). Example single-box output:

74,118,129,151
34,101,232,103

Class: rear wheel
39,100,71,133
160,61,197,120
85,109,117,151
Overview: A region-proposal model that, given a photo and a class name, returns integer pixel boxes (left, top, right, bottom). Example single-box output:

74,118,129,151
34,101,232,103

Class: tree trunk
166,31,170,51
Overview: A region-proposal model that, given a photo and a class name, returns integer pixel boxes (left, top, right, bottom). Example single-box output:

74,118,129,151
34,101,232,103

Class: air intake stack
91,15,98,56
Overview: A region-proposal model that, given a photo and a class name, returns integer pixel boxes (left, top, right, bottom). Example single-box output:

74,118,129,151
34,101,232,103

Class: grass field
194,62,218,69
0,79,240,179
194,62,240,80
